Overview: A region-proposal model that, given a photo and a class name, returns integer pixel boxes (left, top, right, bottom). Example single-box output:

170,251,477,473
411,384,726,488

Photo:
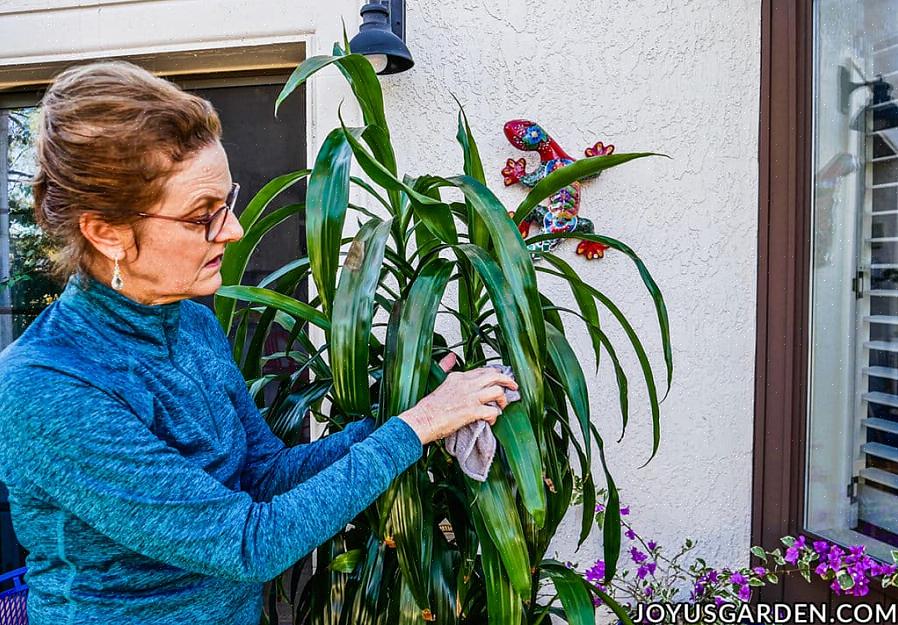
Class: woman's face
118,141,244,304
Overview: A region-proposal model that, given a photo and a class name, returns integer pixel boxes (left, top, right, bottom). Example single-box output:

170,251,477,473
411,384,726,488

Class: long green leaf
330,217,392,417
470,462,532,598
512,153,662,222
445,176,546,368
470,505,524,623
544,322,591,466
214,170,309,332
308,128,354,317
538,560,596,625
453,245,542,437
382,258,453,417
533,235,672,402
491,401,546,528
276,54,387,133
215,285,330,330
537,258,660,464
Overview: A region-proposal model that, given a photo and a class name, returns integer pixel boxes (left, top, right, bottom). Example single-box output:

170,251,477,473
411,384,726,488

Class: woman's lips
205,254,223,268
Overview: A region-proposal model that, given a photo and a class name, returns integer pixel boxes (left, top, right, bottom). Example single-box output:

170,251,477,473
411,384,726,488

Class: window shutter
857,34,898,542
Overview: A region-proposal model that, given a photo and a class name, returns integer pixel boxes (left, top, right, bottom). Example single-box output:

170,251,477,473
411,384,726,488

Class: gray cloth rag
444,364,520,482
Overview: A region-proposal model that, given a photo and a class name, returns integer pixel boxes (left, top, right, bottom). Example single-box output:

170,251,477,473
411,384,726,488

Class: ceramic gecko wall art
501,119,615,260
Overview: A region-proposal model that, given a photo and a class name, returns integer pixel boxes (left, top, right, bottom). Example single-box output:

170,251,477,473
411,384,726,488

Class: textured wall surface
379,0,762,607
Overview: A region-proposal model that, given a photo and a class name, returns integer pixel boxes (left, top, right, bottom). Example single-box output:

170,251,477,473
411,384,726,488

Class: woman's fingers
473,368,518,391
438,351,458,373
478,385,509,410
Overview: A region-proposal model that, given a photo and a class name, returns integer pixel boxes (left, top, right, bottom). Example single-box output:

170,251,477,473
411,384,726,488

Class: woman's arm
238,406,378,502
0,364,422,584
197,305,383,500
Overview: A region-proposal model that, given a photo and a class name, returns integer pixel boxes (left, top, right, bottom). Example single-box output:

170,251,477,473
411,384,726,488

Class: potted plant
214,37,670,625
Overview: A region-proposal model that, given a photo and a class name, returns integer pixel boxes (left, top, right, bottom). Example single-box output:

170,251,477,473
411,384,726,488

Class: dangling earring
111,254,124,291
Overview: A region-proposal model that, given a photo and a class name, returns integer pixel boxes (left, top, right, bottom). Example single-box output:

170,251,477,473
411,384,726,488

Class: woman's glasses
135,182,240,242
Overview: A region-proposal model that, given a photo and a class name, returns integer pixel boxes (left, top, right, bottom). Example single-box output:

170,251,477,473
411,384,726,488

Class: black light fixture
348,0,414,75
840,66,898,140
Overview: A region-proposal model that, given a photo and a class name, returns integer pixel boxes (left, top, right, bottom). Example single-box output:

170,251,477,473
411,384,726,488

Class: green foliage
4,108,61,335
215,46,671,625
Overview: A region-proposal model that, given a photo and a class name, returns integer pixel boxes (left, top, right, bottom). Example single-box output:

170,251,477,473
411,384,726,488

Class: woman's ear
79,212,132,261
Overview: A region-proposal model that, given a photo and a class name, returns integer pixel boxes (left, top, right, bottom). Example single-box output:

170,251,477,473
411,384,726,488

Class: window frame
753,0,898,605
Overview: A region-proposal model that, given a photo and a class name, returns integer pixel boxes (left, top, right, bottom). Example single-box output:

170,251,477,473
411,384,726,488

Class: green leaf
491,401,546,527
277,54,387,133
389,470,433,612
471,461,532,598
329,548,363,573
453,98,489,252
539,561,597,625
454,244,542,437
470,504,524,623
533,233,672,403
545,322,591,466
751,546,768,562
214,170,309,332
447,175,546,370
512,152,662,222
215,285,330,330
381,258,454,417
837,571,854,590
330,217,392,417
780,535,795,547
537,259,661,465
308,128,353,317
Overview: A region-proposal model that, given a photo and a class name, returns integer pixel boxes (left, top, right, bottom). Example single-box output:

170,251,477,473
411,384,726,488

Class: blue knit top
0,271,423,625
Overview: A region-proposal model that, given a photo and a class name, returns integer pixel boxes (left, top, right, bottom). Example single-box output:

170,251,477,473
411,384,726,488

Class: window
806,0,898,563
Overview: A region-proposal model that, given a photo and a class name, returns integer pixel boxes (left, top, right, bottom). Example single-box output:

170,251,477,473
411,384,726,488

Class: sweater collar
60,271,181,351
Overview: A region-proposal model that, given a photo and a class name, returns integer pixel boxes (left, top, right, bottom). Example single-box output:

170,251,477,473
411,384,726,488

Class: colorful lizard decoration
501,119,614,259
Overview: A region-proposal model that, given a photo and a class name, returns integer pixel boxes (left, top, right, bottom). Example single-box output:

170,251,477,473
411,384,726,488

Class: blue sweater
0,271,423,624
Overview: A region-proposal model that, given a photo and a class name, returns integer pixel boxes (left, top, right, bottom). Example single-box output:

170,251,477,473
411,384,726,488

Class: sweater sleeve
0,366,423,583
239,408,378,502
195,304,381,501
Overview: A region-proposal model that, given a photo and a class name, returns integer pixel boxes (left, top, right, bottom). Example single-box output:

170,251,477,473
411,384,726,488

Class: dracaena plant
212,38,672,625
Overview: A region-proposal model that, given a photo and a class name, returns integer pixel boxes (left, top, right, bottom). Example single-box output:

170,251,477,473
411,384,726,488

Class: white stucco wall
0,0,762,617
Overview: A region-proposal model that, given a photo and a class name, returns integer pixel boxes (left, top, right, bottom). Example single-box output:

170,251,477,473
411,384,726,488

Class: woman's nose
216,210,244,243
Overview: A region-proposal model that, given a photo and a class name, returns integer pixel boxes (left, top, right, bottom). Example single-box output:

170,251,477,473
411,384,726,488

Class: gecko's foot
585,141,615,158
509,211,531,237
576,240,609,260
501,158,527,186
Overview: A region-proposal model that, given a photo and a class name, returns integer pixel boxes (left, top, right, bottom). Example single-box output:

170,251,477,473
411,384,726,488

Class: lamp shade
349,1,414,75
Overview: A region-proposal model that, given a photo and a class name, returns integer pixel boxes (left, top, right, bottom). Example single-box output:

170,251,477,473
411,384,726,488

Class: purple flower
813,540,829,554
714,596,725,607
752,566,766,576
637,564,649,579
730,572,748,586
625,529,636,540
595,503,605,513
707,569,719,583
784,546,800,564
620,505,630,516
629,547,647,564
592,595,602,607
585,560,605,583
647,540,657,551
644,586,653,596
738,584,751,602
647,562,657,575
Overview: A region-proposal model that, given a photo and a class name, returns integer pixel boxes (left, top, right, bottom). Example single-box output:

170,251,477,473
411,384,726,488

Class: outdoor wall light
349,0,414,75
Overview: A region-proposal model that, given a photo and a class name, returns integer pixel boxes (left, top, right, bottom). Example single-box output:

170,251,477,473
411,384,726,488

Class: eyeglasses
135,182,240,242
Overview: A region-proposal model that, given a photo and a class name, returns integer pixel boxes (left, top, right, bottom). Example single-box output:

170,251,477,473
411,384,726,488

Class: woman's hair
32,60,222,280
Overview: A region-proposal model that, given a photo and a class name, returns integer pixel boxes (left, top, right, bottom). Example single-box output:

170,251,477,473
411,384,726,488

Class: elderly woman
0,61,517,625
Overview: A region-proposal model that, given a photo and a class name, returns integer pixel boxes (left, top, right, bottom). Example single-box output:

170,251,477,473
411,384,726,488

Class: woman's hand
398,352,519,445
